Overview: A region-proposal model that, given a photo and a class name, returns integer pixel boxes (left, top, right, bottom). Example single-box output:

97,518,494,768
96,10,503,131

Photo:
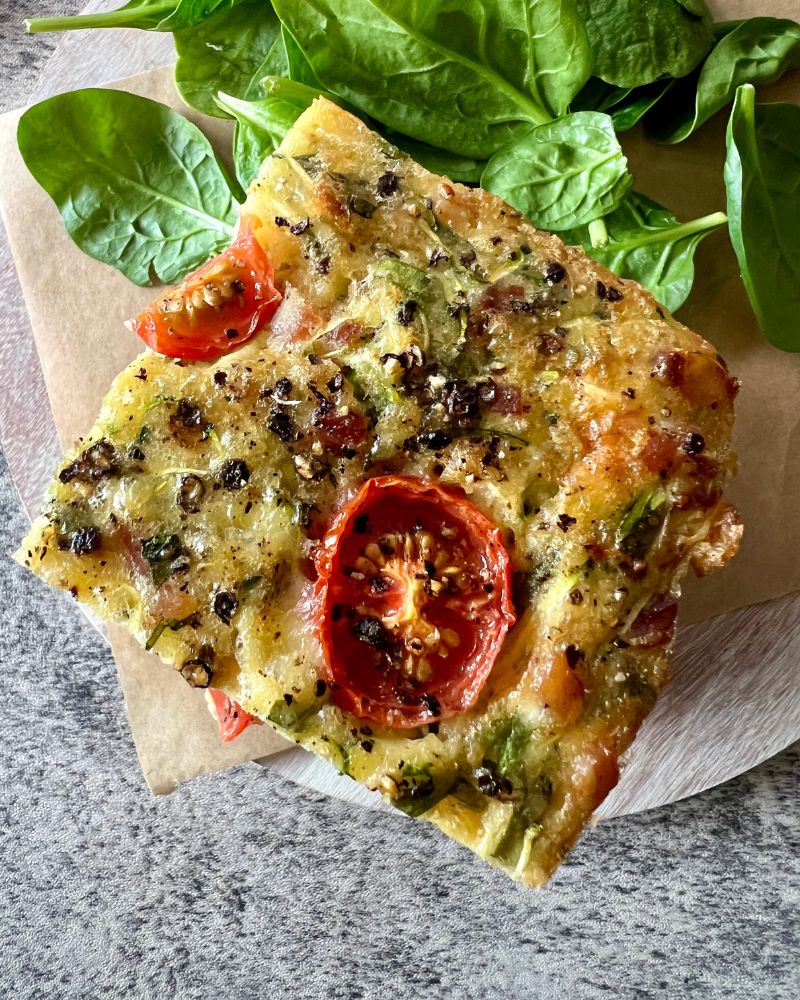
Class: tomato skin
315,410,367,455
209,689,257,742
314,476,516,728
639,431,681,476
623,593,678,648
128,222,281,361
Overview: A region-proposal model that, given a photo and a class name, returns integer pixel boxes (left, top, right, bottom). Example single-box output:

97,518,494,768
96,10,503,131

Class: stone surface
0,5,798,997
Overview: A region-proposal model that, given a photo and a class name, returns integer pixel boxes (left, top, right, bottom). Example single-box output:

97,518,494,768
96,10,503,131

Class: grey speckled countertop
1,6,798,998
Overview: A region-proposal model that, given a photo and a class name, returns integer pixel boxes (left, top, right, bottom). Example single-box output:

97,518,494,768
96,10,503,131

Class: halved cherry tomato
209,689,257,742
314,476,516,728
128,222,281,360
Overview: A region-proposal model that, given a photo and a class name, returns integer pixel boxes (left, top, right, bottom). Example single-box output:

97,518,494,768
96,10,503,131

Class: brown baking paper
0,6,798,793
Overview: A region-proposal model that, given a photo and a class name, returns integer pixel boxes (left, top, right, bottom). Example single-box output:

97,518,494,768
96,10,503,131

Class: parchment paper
0,6,798,794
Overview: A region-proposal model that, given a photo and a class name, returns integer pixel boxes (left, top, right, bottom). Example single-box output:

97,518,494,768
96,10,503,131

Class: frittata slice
17,99,741,886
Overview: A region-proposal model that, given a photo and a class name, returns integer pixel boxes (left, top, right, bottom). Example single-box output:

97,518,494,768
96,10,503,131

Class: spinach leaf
558,193,726,312
713,20,746,40
159,0,241,30
279,28,491,182
675,0,709,15
518,0,593,119
281,24,324,87
26,0,242,33
648,17,800,144
216,79,321,187
570,77,633,113
482,112,631,231
17,89,238,286
609,79,674,132
724,85,800,352
571,75,674,132
575,0,714,88
174,0,283,117
261,28,292,78
272,0,592,158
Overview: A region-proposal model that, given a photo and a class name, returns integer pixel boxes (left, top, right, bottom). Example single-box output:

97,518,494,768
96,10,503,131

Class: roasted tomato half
128,222,281,360
315,476,516,727
209,690,257,742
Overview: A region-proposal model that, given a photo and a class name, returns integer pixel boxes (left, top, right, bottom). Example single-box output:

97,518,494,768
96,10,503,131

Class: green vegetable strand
588,218,609,249
593,211,727,251
25,5,173,33
26,0,245,33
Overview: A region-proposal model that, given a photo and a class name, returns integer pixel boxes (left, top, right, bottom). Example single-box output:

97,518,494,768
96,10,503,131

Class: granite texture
1,6,798,998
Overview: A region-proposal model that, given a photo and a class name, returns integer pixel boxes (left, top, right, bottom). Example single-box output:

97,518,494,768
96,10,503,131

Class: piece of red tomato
314,476,516,728
209,689,257,742
128,221,281,361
